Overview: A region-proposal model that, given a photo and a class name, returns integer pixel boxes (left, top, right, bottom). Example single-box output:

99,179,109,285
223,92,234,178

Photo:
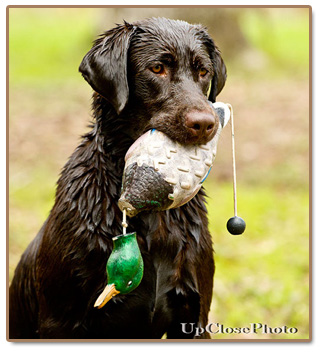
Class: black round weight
227,216,246,235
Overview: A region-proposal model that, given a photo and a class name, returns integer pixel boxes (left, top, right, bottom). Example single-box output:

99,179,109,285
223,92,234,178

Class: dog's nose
185,111,217,143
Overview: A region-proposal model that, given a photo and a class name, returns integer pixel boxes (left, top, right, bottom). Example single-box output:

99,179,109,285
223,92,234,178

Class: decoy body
118,102,231,217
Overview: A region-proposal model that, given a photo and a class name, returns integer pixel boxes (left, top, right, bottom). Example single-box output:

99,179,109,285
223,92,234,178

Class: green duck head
94,232,144,309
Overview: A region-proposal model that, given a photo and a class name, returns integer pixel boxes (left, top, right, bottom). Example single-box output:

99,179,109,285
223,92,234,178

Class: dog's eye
150,64,164,74
199,68,208,77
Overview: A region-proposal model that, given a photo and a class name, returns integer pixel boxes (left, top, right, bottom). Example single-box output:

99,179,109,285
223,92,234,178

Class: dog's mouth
139,105,220,146
140,123,197,146
141,121,216,146
129,102,230,151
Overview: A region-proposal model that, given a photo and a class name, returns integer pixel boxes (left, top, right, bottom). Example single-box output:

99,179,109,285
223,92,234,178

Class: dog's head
79,17,227,145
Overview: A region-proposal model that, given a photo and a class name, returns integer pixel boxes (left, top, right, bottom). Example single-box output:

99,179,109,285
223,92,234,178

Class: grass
204,180,309,339
9,166,57,278
237,7,310,78
9,8,96,85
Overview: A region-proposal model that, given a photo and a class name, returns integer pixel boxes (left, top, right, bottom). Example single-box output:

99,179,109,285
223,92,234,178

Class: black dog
9,17,226,339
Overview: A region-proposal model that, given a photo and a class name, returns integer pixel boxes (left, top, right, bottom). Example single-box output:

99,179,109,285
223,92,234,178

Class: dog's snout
185,111,217,143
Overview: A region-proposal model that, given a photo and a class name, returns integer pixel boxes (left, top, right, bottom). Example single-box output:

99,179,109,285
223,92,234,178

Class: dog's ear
208,47,227,102
198,28,227,102
79,22,136,114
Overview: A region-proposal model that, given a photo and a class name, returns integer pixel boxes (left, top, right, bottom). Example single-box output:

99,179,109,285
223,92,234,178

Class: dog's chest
95,208,203,337
146,227,199,332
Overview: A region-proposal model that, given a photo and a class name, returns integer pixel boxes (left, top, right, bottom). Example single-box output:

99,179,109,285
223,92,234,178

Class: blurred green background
8,7,310,340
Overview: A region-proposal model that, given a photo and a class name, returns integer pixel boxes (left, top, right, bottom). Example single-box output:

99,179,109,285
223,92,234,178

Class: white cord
227,104,237,217
122,209,128,235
